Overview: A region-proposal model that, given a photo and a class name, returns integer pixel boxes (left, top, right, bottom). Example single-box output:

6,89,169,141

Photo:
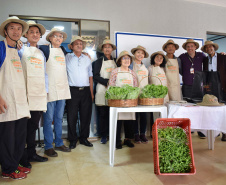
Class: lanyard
187,54,195,66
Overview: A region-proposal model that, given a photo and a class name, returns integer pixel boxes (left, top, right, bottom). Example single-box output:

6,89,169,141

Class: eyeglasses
53,35,63,39
122,57,131,60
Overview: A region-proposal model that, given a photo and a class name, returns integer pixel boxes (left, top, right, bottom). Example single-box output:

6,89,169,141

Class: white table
167,103,226,150
109,105,167,167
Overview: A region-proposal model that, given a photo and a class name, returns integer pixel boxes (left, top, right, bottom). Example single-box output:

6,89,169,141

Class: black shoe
20,161,32,169
197,131,206,139
124,139,134,148
116,143,122,149
69,141,77,149
221,133,226,141
79,139,93,147
29,153,48,162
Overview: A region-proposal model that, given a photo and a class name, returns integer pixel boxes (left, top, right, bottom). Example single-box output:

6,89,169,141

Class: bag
191,71,224,102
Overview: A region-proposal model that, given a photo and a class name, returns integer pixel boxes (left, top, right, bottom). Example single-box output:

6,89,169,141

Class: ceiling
184,0,226,8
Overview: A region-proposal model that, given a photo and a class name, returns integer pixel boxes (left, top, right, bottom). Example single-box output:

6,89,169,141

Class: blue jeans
43,100,65,150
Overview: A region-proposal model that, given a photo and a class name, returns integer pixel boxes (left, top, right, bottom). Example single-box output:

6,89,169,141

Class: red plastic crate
152,118,196,175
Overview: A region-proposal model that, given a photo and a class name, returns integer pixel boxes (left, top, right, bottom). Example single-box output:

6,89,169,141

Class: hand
82,52,91,60
17,40,23,50
0,96,7,114
220,52,226,55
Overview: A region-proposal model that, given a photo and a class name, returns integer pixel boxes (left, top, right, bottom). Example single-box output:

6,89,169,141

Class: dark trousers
182,85,193,98
134,112,147,135
0,118,27,174
67,87,92,141
116,120,134,144
97,106,109,137
20,111,42,164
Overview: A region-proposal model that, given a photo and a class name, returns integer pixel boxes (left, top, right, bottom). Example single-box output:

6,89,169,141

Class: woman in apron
130,45,149,143
109,51,138,149
93,39,117,144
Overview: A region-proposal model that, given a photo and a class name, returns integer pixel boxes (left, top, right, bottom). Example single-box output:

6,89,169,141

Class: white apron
148,65,169,103
116,68,135,120
46,45,71,102
165,58,182,101
133,61,148,89
95,57,116,106
0,39,30,122
21,46,47,111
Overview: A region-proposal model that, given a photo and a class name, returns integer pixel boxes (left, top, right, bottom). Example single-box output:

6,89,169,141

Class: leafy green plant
139,84,168,98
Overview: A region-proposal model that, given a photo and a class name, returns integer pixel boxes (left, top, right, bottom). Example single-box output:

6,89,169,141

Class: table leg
207,130,215,150
109,108,117,167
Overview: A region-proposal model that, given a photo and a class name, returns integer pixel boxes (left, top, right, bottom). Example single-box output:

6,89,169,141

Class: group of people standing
0,15,226,180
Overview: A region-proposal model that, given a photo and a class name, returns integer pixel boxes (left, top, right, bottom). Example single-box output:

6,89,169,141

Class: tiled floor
1,133,226,185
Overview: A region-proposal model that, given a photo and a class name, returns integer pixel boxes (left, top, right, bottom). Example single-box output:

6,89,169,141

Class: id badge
190,67,194,74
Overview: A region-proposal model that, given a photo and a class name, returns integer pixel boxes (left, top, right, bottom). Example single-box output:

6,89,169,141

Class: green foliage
139,84,168,98
105,85,140,100
158,127,191,173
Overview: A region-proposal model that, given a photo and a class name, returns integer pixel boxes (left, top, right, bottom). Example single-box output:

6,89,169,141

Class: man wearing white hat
39,28,71,157
0,16,30,179
66,36,93,149
202,40,226,141
18,20,49,168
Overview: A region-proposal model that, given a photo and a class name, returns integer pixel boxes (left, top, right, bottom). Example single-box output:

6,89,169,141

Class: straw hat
197,94,224,106
182,39,199,50
25,20,46,36
46,28,67,42
116,50,133,64
0,16,29,37
201,40,219,52
98,39,116,51
150,51,167,61
131,45,149,58
68,36,86,50
162,39,179,51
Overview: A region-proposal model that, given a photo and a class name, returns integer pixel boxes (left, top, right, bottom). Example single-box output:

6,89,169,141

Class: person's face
165,44,176,55
134,49,145,61
186,43,196,55
71,40,83,53
4,22,23,41
25,26,41,44
49,32,63,46
121,55,131,67
205,45,215,56
102,44,113,56
154,54,163,66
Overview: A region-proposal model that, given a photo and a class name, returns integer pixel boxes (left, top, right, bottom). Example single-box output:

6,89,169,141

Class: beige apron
0,39,30,122
21,46,47,111
148,65,169,103
133,61,148,89
116,68,135,120
46,45,71,102
95,57,117,106
165,58,181,101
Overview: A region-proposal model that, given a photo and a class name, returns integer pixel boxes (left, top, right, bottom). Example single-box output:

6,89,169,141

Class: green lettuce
139,84,168,98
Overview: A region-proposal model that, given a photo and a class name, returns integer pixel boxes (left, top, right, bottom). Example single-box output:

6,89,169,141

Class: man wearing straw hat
39,28,71,157
18,20,49,168
202,40,226,141
0,16,31,179
66,36,93,149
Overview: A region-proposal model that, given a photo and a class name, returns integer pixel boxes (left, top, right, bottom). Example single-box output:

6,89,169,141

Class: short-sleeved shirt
0,41,16,68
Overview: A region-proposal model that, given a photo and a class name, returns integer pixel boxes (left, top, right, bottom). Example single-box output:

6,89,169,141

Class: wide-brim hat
46,28,67,42
182,39,199,50
131,45,149,58
24,20,46,36
116,50,133,64
197,94,224,106
98,39,116,51
201,40,219,52
162,39,179,51
150,51,168,61
68,36,86,50
0,16,29,38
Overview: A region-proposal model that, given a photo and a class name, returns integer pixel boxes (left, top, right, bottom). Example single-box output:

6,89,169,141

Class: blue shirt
0,41,16,68
66,53,93,87
207,52,217,71
18,42,49,93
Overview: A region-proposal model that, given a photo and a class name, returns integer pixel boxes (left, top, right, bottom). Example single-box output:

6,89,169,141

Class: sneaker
140,134,148,143
198,131,206,139
101,137,107,144
124,139,134,148
18,164,31,174
134,134,141,144
2,170,27,179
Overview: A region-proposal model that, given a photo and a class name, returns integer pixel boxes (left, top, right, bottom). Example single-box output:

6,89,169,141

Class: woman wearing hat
130,45,149,143
39,28,71,157
149,51,169,103
0,16,30,179
93,39,117,144
109,50,138,149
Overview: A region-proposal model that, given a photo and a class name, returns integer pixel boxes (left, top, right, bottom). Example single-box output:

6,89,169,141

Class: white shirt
208,52,217,71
